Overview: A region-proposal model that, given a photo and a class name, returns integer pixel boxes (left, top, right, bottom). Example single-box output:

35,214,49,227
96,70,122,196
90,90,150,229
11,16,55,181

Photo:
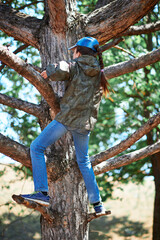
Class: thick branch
12,195,55,224
84,0,159,44
48,0,67,34
12,193,111,224
0,93,43,118
94,141,160,175
104,48,160,80
91,112,160,166
122,21,160,37
0,3,42,49
0,44,29,72
0,133,31,168
0,44,60,114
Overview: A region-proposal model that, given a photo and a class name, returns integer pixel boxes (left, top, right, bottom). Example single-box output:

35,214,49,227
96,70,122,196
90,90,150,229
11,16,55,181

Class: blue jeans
30,120,101,204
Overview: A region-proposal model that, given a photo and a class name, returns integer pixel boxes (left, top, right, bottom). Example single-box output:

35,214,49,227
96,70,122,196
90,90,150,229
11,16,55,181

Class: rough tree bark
0,0,160,239
152,152,160,240
143,13,160,240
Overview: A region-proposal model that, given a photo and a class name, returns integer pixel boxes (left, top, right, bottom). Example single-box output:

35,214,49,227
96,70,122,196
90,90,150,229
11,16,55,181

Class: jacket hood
75,55,100,76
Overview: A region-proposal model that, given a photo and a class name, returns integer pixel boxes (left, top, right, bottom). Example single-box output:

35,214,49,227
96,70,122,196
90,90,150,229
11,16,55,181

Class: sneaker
20,192,50,206
94,202,106,215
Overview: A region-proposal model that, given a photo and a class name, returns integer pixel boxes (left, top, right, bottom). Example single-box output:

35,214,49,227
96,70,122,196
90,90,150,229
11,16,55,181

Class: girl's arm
41,61,70,81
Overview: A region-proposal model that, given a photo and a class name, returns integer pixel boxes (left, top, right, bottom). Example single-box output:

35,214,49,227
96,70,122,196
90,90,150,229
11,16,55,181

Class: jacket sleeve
46,61,70,81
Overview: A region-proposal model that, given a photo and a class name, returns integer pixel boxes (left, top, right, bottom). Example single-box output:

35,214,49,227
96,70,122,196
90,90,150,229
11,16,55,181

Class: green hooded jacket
46,55,102,131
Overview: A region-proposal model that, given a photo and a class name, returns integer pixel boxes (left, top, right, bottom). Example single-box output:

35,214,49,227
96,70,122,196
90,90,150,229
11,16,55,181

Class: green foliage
96,174,114,201
77,0,98,14
0,166,7,177
12,164,32,178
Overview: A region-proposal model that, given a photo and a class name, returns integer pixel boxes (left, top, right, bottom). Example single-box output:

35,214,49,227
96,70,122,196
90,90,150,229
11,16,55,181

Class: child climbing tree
0,0,160,239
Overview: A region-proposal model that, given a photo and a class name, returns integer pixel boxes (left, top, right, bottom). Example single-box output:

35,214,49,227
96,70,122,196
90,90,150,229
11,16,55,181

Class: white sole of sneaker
23,197,50,206
95,211,106,215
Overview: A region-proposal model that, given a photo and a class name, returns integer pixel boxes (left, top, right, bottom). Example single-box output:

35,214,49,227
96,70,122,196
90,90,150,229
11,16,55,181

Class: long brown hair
94,44,110,97
76,45,110,97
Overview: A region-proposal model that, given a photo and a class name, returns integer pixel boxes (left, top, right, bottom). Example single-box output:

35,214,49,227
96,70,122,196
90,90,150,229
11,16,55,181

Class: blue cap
68,37,99,52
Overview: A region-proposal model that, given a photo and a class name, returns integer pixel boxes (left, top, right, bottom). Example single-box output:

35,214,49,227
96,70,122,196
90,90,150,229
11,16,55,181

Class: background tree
0,0,160,239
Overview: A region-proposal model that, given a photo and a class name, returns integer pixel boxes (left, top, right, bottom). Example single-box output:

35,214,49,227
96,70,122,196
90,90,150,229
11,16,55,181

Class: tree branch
48,0,67,34
91,112,160,166
104,48,160,80
94,140,160,175
0,44,29,72
0,44,60,115
29,64,42,73
121,20,160,37
87,210,111,223
0,93,43,118
123,92,143,100
0,3,42,49
113,45,136,58
100,37,123,52
84,0,159,44
12,195,55,224
0,133,31,168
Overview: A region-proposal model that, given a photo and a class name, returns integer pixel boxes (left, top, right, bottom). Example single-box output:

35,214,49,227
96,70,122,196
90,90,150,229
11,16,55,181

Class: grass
0,164,154,240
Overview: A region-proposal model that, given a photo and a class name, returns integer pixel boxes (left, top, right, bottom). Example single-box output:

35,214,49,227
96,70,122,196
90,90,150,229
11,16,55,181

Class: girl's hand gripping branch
41,70,48,79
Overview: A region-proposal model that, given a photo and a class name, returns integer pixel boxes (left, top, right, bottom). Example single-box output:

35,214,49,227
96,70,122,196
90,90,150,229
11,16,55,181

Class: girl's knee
30,140,43,153
77,158,91,168
30,140,37,152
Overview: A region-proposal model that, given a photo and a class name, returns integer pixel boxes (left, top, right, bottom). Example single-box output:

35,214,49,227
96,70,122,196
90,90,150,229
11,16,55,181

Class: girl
20,37,109,215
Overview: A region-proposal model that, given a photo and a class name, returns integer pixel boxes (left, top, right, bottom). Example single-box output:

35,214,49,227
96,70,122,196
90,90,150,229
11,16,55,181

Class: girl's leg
71,130,101,204
30,120,67,192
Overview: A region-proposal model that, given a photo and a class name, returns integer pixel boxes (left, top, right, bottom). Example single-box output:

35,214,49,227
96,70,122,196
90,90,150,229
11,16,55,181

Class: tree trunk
144,13,160,240
152,152,160,240
38,17,90,238
0,1,159,239
41,166,89,239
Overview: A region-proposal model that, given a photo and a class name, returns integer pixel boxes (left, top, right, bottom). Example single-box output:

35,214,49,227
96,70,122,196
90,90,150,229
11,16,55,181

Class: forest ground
0,164,154,240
